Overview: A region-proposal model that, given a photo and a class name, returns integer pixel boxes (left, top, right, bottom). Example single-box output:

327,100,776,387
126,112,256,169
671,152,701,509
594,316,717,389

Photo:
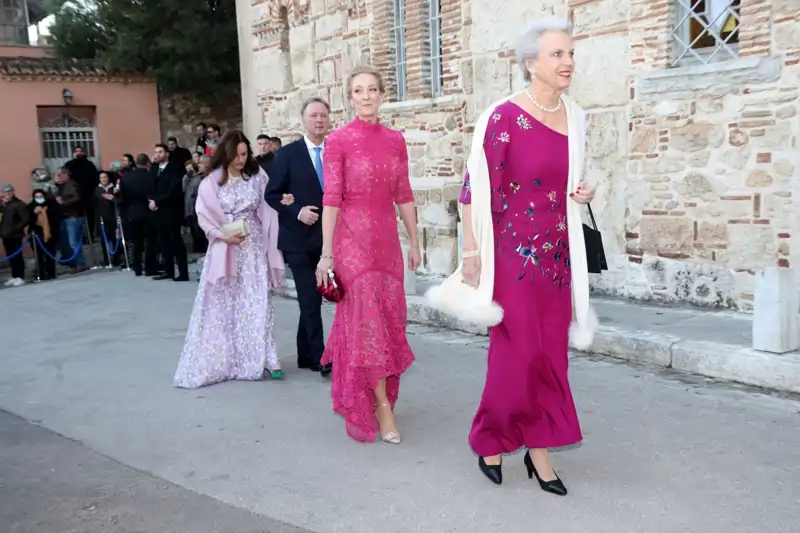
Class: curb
280,280,800,394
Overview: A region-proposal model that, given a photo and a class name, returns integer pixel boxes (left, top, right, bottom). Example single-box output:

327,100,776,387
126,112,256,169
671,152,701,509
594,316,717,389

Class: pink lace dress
321,117,416,442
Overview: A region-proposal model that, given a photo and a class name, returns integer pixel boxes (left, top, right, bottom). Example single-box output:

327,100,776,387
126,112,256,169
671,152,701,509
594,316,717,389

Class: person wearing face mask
27,188,61,280
313,65,421,444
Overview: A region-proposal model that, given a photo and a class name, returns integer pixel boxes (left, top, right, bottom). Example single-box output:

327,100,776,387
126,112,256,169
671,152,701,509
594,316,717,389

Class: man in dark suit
117,153,158,276
167,136,193,168
265,97,332,377
256,134,275,175
150,143,189,281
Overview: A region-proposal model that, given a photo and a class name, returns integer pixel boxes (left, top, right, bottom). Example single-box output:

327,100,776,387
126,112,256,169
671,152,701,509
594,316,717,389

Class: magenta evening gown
460,101,582,456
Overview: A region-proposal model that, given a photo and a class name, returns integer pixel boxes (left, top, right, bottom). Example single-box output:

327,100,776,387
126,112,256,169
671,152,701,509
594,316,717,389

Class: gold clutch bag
222,219,251,237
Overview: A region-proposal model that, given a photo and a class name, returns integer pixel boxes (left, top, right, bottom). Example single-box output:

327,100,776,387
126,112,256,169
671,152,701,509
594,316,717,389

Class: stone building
235,0,799,311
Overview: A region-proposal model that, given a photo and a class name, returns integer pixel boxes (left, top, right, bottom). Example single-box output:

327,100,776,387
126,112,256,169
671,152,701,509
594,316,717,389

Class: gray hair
516,17,572,82
301,97,331,117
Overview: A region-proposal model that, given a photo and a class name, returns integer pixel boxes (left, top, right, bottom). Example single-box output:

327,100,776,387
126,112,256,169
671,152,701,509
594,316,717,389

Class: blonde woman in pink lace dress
316,65,421,444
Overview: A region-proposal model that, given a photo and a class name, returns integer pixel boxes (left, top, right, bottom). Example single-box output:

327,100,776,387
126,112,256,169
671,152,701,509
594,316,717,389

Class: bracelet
321,253,333,259
462,250,480,258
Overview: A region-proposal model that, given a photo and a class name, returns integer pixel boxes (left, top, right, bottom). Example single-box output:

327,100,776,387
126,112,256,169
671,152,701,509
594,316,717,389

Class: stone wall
159,87,244,150
237,0,800,310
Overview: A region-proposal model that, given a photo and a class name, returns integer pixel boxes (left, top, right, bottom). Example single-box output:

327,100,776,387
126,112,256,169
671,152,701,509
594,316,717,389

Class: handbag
317,268,345,303
582,204,607,274
222,219,251,238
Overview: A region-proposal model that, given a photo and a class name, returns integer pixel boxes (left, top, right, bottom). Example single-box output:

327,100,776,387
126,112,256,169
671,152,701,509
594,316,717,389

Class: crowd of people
0,123,290,287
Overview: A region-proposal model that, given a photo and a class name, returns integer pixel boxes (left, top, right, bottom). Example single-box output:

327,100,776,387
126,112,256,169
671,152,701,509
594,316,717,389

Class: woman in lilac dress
460,19,596,493
174,131,286,389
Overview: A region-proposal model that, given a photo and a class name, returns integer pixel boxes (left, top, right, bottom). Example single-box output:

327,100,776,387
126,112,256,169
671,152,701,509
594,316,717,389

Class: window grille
672,0,740,65
428,0,443,97
390,0,407,101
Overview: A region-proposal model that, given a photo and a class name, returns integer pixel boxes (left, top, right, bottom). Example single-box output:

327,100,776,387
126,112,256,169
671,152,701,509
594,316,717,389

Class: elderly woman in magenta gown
173,131,286,389
316,65,421,444
460,18,596,493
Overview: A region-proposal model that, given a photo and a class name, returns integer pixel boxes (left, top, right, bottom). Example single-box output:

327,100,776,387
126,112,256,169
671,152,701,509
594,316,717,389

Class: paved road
1,272,799,533
0,410,310,533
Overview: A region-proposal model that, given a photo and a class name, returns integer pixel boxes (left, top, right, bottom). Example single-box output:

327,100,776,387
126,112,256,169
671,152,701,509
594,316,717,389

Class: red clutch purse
317,268,344,303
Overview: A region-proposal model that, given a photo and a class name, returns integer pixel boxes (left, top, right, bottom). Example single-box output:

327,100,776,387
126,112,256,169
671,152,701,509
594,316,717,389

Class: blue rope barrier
100,222,120,256
0,235,31,263
34,225,85,264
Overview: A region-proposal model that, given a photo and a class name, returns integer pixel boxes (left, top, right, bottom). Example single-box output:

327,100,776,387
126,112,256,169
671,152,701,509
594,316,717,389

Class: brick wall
239,0,800,309
159,87,243,150
602,0,800,309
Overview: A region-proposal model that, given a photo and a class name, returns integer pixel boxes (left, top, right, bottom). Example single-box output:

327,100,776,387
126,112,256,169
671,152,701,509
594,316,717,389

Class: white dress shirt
304,135,324,169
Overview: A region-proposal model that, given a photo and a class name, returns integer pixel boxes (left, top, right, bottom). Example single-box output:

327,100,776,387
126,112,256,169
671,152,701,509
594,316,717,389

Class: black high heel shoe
478,456,502,485
524,451,567,496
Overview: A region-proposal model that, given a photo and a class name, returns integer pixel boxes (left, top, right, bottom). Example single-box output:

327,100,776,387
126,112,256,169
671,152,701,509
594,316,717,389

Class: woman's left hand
269,268,285,289
570,183,596,204
280,194,295,206
315,256,333,287
407,246,421,271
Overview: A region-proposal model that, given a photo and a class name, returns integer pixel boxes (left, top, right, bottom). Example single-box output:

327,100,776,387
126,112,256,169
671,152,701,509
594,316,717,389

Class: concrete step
281,276,800,394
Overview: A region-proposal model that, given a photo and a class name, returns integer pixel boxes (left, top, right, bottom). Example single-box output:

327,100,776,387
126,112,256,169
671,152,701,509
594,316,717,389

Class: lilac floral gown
461,100,582,457
173,174,279,389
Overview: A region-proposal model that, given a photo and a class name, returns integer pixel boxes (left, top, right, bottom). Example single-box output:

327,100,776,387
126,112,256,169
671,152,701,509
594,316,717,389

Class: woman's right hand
222,232,245,245
462,255,481,288
315,256,333,287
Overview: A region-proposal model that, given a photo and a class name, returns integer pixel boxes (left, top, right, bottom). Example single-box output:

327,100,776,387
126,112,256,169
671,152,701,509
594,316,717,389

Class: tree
47,0,240,98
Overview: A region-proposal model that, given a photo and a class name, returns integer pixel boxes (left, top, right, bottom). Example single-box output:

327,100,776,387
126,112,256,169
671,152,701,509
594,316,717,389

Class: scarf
37,206,51,243
195,167,284,286
425,92,597,349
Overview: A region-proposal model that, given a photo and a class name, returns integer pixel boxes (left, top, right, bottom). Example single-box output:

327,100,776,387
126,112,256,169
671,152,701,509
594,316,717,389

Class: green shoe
268,370,285,379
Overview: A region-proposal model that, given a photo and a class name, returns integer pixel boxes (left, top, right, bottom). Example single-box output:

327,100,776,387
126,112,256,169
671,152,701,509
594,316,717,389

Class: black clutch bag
583,204,607,274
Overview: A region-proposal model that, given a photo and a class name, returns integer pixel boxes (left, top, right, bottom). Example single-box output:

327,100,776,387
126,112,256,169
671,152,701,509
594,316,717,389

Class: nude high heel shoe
378,403,401,444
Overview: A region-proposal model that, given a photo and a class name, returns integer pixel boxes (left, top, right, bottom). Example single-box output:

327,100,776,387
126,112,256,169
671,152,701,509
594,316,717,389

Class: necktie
313,146,324,188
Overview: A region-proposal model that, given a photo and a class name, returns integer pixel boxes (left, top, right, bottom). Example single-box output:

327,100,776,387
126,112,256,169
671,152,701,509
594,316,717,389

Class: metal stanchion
31,233,41,282
100,218,112,269
117,214,131,272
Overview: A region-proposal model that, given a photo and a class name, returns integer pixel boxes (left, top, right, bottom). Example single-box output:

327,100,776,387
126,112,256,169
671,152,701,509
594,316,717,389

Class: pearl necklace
524,88,562,113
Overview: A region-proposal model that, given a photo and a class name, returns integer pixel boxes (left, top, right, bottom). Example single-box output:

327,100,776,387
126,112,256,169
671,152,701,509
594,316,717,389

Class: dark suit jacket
150,162,184,225
256,153,275,177
169,147,193,168
265,139,323,253
117,168,155,223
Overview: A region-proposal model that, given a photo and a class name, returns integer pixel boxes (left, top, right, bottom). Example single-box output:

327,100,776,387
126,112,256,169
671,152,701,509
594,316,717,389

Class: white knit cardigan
425,92,598,350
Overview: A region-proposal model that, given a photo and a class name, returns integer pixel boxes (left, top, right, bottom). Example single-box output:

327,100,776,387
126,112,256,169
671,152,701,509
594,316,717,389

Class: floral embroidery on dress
464,101,571,288
516,241,539,266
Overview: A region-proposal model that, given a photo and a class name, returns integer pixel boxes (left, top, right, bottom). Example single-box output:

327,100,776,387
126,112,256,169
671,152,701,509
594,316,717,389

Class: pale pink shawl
195,167,284,286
